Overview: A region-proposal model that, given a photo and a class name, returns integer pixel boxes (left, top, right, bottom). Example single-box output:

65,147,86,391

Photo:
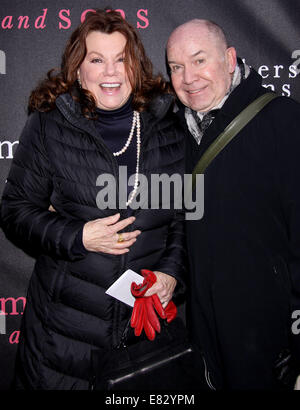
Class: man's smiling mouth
186,85,208,94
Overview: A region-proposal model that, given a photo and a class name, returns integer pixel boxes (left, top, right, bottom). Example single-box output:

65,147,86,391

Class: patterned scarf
185,60,250,145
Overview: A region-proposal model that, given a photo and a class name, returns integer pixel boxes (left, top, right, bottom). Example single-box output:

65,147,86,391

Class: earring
77,70,82,88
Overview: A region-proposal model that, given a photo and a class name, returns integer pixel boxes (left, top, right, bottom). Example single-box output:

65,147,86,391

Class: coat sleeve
153,209,187,293
0,111,86,261
276,97,300,372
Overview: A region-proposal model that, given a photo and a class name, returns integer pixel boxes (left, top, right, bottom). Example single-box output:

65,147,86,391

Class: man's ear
226,47,237,74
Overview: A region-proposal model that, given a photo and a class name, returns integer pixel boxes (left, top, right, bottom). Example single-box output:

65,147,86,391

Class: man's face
167,27,236,112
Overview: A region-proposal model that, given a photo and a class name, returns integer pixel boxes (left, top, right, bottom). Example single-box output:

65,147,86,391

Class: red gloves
130,269,177,340
164,300,177,323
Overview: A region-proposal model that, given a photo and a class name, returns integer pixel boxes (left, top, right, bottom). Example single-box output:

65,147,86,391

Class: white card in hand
105,269,144,307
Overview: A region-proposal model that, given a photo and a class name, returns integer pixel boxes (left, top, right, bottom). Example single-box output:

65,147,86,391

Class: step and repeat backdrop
0,0,299,390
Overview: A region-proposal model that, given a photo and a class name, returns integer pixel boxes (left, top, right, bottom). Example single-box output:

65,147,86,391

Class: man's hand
144,271,177,308
130,269,177,340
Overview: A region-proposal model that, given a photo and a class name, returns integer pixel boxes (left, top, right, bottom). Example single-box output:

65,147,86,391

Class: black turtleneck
94,96,136,182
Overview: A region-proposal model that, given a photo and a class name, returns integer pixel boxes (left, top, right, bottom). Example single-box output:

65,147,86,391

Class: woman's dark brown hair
28,9,169,116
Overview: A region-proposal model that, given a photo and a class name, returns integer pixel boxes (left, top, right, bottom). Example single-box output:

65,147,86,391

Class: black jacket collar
220,68,265,121
53,92,176,162
181,69,268,171
55,92,175,130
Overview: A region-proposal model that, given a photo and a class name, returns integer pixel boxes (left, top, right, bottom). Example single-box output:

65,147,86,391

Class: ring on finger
117,233,124,243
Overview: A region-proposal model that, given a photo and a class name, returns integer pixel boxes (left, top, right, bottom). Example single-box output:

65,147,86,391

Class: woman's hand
144,271,177,308
82,213,141,255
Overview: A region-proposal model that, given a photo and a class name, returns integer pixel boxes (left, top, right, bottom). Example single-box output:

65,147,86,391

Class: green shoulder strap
192,92,278,190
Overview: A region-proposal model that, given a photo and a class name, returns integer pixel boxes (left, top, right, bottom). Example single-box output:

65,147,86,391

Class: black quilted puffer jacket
0,92,186,390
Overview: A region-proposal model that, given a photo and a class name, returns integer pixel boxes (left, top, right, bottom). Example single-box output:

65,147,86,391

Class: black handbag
89,317,206,391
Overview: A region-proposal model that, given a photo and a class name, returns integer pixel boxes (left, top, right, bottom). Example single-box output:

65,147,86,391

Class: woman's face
78,30,132,110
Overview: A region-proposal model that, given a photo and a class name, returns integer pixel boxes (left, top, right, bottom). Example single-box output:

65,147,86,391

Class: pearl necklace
113,111,141,206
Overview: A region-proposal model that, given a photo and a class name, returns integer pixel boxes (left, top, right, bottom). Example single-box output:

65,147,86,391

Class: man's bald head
167,19,228,54
166,19,236,112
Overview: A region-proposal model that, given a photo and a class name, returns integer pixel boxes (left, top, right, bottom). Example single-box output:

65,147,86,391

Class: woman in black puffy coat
0,10,186,390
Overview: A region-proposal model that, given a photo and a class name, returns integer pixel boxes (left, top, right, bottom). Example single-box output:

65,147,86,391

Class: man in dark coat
167,19,300,390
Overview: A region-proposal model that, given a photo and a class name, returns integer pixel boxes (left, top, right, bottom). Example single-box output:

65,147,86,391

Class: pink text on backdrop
1,8,149,30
